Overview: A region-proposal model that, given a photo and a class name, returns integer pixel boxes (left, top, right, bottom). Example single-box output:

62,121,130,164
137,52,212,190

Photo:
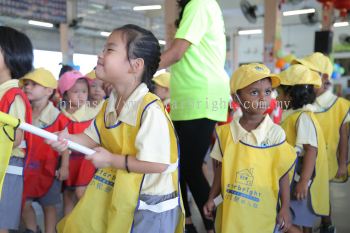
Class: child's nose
259,92,265,100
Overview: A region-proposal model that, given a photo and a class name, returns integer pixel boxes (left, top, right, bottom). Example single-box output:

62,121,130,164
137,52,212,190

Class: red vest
64,120,96,187
24,112,70,198
0,87,32,161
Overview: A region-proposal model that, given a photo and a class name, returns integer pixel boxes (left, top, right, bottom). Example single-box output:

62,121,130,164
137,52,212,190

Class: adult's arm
158,38,191,69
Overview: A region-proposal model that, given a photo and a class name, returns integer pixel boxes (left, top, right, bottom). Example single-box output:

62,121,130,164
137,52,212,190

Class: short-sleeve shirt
211,115,286,161
282,104,318,152
314,89,350,123
61,103,100,122
171,0,230,122
33,101,60,128
85,83,175,195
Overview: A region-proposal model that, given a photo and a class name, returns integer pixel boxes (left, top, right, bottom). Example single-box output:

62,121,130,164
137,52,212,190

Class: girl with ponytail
47,24,184,233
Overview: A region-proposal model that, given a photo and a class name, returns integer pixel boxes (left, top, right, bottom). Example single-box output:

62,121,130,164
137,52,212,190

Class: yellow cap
292,52,333,78
20,68,57,89
230,63,280,94
153,72,171,88
279,64,321,88
85,70,96,79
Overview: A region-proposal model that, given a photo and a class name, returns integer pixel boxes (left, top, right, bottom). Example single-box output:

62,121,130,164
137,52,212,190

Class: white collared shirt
33,101,60,128
85,83,174,195
211,115,286,161
282,104,318,149
61,103,100,122
314,90,350,123
314,90,337,112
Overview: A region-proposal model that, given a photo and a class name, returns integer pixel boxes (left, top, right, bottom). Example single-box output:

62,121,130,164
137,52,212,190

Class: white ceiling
75,0,324,37
0,0,336,40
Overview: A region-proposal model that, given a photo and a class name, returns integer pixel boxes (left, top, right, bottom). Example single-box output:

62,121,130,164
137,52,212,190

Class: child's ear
129,58,144,74
232,93,238,102
46,87,54,96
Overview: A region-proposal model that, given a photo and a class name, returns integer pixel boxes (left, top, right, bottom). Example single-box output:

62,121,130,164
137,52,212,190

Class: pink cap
58,70,91,95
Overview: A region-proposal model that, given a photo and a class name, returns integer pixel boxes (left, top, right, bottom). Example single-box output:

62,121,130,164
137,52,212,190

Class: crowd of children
0,23,349,233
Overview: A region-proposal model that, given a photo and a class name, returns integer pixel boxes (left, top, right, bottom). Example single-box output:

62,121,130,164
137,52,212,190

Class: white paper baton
19,121,95,155
0,111,95,156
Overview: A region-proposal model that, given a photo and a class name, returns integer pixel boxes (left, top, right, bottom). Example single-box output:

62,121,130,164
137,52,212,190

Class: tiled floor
21,163,350,233
189,160,350,233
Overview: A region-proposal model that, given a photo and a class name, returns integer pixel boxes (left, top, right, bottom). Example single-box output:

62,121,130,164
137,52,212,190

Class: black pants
173,118,216,230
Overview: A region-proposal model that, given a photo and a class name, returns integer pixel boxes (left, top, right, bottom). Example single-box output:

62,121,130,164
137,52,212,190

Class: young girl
47,24,184,233
20,68,70,233
293,52,349,233
86,69,106,111
58,70,98,215
0,26,33,233
203,63,297,233
277,64,330,233
152,72,171,112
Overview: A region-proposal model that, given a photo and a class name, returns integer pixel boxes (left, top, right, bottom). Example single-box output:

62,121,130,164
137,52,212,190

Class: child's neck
239,113,265,132
113,82,139,115
0,72,11,85
65,105,80,114
31,98,50,121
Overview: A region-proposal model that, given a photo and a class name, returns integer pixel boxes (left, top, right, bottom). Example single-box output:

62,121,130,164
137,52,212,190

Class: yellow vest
281,111,330,216
315,98,350,181
57,93,184,233
214,124,296,233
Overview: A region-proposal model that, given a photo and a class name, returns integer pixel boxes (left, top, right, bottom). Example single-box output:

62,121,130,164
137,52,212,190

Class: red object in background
334,0,350,9
264,99,282,124
165,103,171,113
317,0,334,4
217,101,239,126
334,0,350,18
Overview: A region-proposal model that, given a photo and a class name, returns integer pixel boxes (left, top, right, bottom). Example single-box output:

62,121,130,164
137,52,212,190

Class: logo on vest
236,168,254,186
225,168,262,209
90,168,116,193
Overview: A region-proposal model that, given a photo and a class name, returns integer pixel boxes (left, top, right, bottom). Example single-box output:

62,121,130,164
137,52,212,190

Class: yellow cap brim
279,66,322,88
232,74,280,93
19,77,57,89
292,59,321,74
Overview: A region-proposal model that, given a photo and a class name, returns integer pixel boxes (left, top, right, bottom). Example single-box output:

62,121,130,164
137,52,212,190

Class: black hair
175,0,191,28
59,64,74,78
49,89,56,100
280,84,316,109
0,26,33,79
114,24,160,92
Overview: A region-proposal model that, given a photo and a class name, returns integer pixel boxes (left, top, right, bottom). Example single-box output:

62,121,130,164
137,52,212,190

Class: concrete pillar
60,0,77,64
263,0,282,71
321,1,334,31
231,32,239,72
164,0,178,49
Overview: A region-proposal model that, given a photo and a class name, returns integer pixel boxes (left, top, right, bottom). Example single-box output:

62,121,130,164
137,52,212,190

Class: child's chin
252,109,267,115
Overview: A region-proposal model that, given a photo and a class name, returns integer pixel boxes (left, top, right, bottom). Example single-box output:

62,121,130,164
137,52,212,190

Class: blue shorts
0,157,24,230
132,192,182,233
28,179,62,206
290,191,318,227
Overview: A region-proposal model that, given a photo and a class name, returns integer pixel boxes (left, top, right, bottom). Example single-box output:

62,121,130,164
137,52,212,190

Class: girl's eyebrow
106,43,118,48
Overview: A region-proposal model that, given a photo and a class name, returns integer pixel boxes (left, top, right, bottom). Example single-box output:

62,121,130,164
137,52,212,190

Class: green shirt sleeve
175,0,209,46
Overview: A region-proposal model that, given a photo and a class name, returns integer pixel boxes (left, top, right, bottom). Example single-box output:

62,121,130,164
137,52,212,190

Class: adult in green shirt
159,0,230,232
